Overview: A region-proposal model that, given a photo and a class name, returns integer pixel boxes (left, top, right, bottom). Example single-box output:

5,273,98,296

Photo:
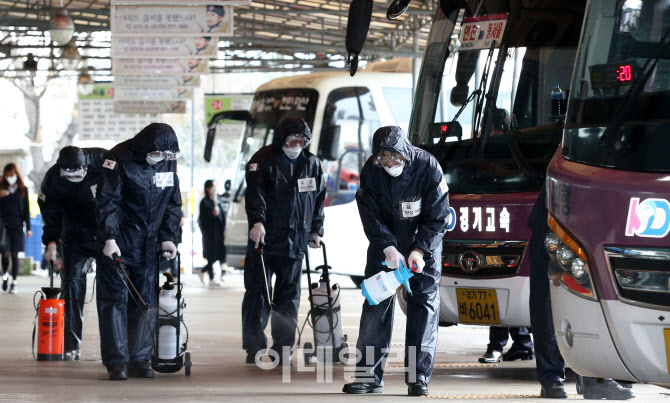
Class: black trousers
96,254,156,368
528,220,566,385
355,254,441,386
487,326,533,352
61,243,95,352
241,251,302,353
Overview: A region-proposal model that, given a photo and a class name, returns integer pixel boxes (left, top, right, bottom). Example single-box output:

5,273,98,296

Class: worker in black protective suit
343,126,450,397
37,146,107,361
96,123,182,381
241,116,326,366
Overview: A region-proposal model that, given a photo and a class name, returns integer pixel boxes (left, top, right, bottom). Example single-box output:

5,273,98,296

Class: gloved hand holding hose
408,250,425,273
103,239,121,258
161,240,177,259
249,222,266,249
45,242,58,262
383,245,406,269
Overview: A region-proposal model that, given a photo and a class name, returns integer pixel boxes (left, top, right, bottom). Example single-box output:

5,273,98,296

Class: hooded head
131,123,180,160
272,117,312,150
57,146,86,171
372,126,413,161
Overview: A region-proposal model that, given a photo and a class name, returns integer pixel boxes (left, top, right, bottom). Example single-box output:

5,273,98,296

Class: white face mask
5,176,17,185
283,146,302,159
146,154,165,165
383,162,405,177
60,168,87,183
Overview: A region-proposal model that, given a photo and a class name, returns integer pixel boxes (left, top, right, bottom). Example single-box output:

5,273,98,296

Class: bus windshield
564,0,670,172
231,88,319,195
410,9,580,194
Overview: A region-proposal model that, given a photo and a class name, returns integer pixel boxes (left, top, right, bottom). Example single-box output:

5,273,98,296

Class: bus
396,0,585,328
544,0,670,386
205,65,413,282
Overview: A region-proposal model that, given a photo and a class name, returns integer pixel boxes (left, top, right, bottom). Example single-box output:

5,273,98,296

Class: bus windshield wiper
432,89,480,156
600,29,670,150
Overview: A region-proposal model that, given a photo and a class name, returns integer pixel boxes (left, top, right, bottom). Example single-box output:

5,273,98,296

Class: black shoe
128,361,155,378
342,382,382,394
272,354,293,367
583,377,635,400
478,349,502,363
408,381,429,396
246,351,259,364
541,381,568,398
2,275,7,291
502,349,534,361
64,349,81,361
108,362,128,381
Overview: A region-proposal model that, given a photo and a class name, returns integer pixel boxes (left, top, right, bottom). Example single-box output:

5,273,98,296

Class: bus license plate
456,288,501,324
664,329,670,375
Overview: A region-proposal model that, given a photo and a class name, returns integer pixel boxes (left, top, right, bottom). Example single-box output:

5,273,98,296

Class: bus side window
320,87,380,206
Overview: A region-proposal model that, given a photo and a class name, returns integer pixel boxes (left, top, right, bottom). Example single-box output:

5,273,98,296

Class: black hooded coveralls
37,147,107,353
95,124,182,368
354,126,449,386
241,117,326,355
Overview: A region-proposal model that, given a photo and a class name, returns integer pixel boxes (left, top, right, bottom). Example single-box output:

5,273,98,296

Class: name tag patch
401,199,421,218
155,172,174,188
298,177,317,192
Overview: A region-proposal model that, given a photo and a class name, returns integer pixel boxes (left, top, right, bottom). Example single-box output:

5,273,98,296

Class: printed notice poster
78,84,159,141
112,0,250,5
114,100,187,114
112,37,217,57
112,5,233,36
115,87,194,101
114,75,200,87
204,94,253,124
113,57,209,74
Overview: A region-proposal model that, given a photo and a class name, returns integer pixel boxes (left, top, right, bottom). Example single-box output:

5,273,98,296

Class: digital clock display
590,61,638,90
616,64,633,82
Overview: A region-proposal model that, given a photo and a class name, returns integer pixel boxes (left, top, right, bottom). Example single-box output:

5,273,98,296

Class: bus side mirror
318,125,341,161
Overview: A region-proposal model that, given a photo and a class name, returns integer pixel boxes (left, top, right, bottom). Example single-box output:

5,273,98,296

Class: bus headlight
547,214,597,301
571,258,587,279
557,245,575,270
544,232,560,254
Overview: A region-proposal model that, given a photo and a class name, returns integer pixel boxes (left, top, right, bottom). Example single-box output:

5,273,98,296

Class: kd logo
625,198,670,238
446,207,456,232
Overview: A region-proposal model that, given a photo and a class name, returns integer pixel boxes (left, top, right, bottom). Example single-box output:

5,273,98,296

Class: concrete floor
1,273,668,402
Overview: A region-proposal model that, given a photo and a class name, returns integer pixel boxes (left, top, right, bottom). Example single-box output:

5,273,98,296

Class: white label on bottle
298,177,316,192
401,199,421,218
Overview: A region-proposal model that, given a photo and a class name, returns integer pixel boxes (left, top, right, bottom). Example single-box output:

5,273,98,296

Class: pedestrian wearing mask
343,126,450,397
96,123,182,380
0,163,31,294
38,146,107,360
241,116,326,366
198,179,227,285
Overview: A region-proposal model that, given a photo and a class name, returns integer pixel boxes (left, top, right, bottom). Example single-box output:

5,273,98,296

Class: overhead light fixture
60,40,81,70
48,8,75,45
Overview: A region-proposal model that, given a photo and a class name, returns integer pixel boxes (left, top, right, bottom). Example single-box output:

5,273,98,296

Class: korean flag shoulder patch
248,163,258,172
103,159,117,170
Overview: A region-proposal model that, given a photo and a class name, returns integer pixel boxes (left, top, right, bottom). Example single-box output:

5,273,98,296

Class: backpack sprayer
111,251,191,376
301,241,348,364
33,259,64,361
